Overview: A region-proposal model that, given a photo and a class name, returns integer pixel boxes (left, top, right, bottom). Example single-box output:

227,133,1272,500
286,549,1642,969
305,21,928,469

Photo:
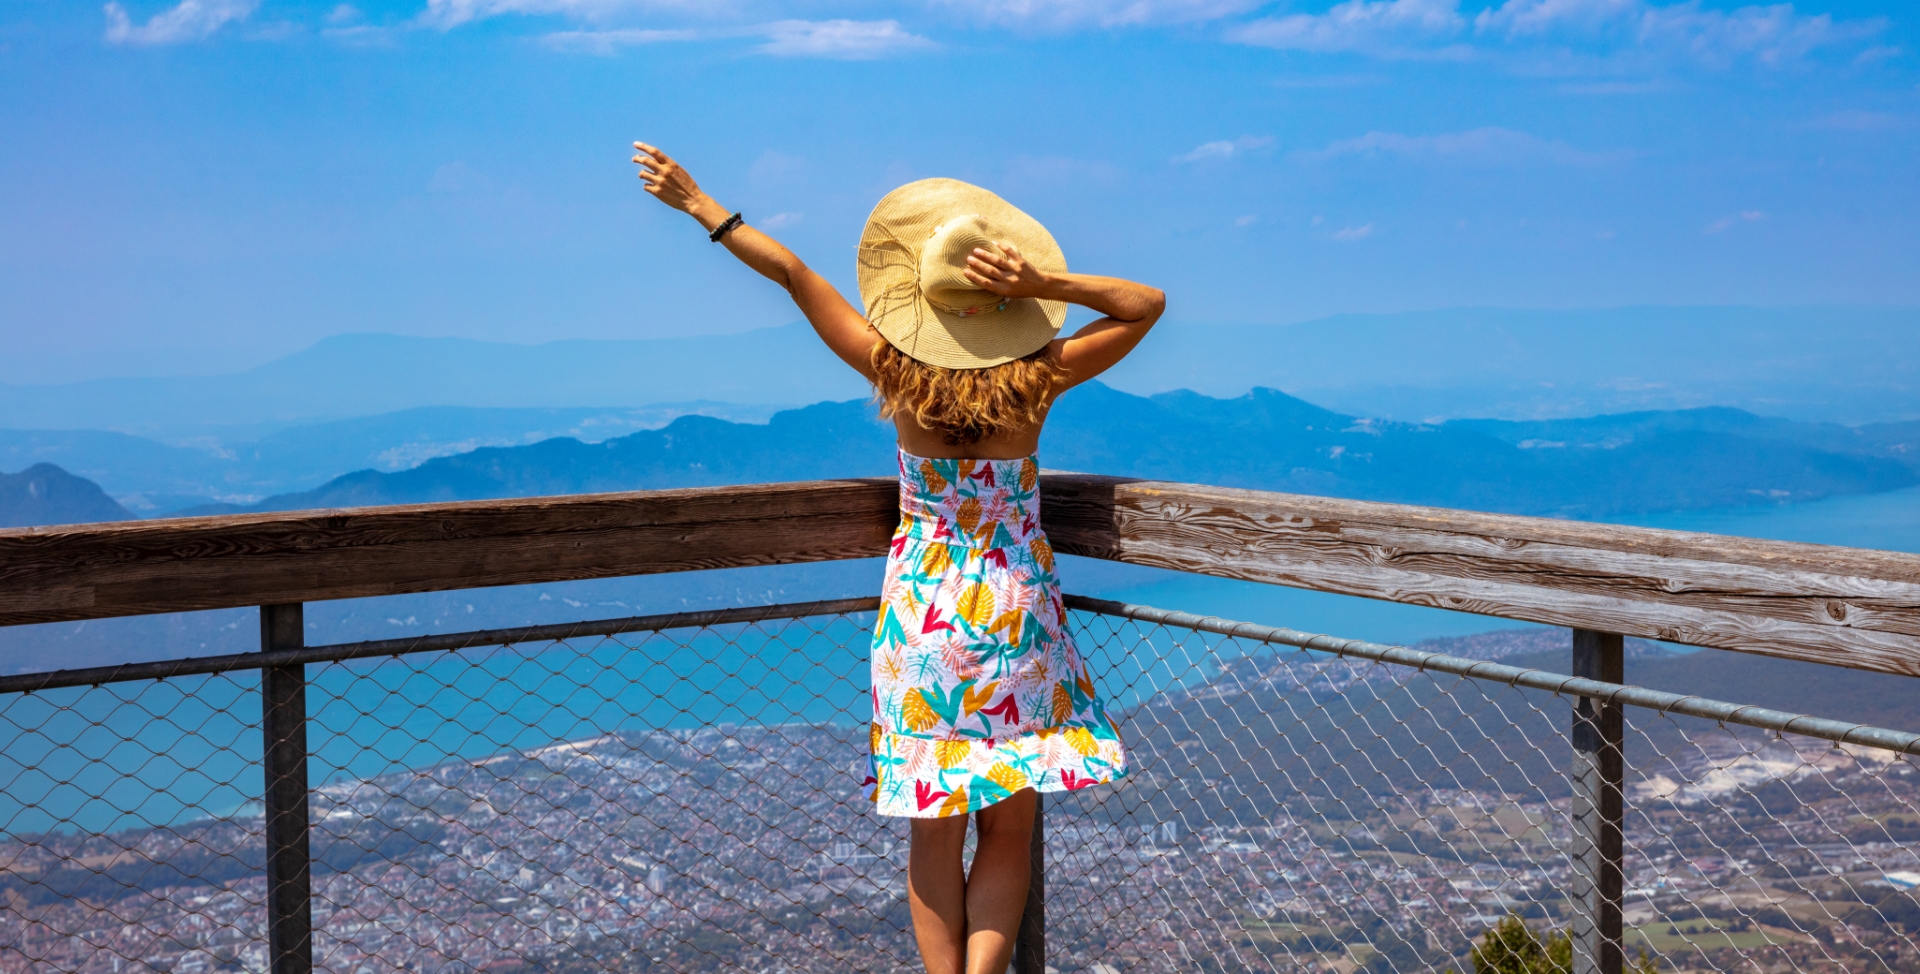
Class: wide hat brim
857,178,1068,370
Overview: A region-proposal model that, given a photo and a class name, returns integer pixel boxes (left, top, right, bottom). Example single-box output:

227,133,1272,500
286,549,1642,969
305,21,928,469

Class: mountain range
0,402,784,514
4,307,1917,442
153,382,1916,521
0,464,133,529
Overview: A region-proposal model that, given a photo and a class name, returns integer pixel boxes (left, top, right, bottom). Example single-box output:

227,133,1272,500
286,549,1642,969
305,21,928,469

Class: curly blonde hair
870,338,1065,446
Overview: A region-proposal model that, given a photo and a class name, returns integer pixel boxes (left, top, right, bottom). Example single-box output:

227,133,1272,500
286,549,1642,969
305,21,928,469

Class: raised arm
964,242,1165,391
633,142,878,380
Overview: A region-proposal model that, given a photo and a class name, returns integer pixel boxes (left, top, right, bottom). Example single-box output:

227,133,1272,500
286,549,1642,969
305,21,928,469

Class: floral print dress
865,449,1129,818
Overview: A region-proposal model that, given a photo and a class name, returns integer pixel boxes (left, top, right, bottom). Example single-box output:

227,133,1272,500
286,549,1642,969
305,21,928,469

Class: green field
1624,918,1796,953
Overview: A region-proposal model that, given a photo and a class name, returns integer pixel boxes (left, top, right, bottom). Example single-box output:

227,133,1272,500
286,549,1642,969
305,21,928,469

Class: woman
633,142,1163,974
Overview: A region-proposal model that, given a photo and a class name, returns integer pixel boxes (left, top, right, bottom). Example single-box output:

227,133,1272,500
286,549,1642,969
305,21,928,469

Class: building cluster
1,701,1917,973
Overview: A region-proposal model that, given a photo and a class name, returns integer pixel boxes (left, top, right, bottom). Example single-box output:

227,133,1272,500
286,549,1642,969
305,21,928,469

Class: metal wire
1,597,1916,973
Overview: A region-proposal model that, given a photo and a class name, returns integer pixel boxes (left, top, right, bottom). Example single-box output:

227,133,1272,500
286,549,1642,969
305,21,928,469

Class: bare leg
909,814,969,974
964,788,1036,974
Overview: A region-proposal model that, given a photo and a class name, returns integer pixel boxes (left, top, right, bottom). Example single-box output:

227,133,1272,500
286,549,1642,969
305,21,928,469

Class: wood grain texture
1039,475,1920,676
8,473,1918,676
0,479,900,627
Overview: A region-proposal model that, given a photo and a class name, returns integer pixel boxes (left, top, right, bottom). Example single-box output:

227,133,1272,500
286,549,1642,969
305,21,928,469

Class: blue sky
2,0,1915,383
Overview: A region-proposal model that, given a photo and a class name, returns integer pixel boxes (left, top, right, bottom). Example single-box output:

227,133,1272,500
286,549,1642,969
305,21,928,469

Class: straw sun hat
857,178,1068,370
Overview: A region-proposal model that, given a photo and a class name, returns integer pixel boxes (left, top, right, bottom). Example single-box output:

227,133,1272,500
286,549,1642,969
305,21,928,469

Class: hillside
0,403,784,513
1412,629,1920,734
183,383,1917,520
180,400,896,514
1095,306,1920,424
0,464,133,528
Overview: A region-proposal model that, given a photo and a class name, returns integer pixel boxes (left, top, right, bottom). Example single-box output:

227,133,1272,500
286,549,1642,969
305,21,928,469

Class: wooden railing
5,475,1920,974
6,474,1918,675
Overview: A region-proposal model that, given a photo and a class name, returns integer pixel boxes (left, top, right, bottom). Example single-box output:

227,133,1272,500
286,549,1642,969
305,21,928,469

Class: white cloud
420,0,700,31
931,0,1260,30
1174,135,1274,163
103,0,258,45
1300,126,1626,165
1229,0,1466,57
1704,209,1764,233
1471,0,1635,38
324,24,400,45
1479,0,1888,67
756,20,933,59
758,212,803,229
541,27,698,53
539,20,932,59
1333,223,1376,241
1230,0,1885,68
1234,214,1258,227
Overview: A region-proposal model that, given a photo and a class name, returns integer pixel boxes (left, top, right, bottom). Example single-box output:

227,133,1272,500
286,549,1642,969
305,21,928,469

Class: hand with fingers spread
963,241,1055,300
632,141,731,228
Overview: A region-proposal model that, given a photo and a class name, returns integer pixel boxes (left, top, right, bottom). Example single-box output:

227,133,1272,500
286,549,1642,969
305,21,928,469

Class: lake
6,485,1917,837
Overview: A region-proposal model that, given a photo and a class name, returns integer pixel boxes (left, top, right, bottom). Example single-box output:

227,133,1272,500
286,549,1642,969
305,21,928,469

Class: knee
912,814,968,852
974,789,1036,846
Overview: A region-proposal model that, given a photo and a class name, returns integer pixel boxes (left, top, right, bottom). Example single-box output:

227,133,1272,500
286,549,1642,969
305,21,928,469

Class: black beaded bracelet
709,212,744,242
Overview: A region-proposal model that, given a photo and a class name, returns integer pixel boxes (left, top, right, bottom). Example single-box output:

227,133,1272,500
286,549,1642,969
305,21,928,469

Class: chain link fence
2,595,1917,973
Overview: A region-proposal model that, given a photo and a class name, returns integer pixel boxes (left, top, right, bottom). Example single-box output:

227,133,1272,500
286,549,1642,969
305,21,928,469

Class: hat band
927,297,1009,318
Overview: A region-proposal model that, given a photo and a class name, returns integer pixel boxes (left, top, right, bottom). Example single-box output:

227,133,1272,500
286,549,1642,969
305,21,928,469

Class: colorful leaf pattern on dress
866,449,1129,818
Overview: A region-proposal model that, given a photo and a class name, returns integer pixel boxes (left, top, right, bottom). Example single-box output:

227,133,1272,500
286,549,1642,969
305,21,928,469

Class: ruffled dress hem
866,720,1129,819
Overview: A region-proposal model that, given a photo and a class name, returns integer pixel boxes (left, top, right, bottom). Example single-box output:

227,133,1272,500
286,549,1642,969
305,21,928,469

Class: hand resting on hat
964,242,1163,327
964,240,1166,393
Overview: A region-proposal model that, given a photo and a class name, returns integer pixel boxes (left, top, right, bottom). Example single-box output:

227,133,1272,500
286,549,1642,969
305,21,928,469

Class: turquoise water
1622,484,1920,551
7,486,1917,838
0,618,877,836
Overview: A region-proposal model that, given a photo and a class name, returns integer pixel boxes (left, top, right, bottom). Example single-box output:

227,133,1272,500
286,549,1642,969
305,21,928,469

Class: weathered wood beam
1040,475,1920,676
7,474,1919,675
0,479,899,627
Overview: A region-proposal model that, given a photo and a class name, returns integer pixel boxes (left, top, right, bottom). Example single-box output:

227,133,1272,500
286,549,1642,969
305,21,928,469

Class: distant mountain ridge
1096,305,1920,424
0,464,133,528
173,382,1918,521
0,328,866,437
5,307,1917,440
0,403,785,514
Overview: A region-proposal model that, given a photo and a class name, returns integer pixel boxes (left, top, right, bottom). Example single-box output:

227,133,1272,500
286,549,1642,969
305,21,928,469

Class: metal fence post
1013,791,1046,974
1570,629,1624,974
260,603,314,974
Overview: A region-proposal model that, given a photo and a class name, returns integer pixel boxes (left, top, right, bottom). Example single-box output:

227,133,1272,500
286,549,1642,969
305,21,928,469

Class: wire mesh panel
0,611,926,974
1620,717,1920,973
3,599,1918,974
295,610,915,974
0,671,268,972
1054,607,1582,974
1055,607,1920,974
